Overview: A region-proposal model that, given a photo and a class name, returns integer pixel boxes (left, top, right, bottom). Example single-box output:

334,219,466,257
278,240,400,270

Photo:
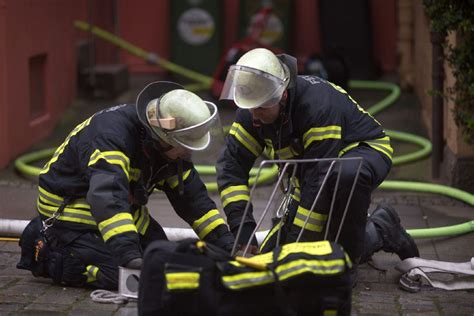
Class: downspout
430,31,445,179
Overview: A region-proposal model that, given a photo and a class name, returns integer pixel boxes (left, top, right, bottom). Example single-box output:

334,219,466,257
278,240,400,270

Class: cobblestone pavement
0,77,473,315
0,192,473,315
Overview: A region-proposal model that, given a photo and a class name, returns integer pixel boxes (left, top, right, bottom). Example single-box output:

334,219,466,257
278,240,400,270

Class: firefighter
17,81,235,289
217,48,419,265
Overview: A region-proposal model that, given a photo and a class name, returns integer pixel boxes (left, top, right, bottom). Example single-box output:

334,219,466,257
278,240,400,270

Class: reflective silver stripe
37,199,96,225
194,213,221,237
99,218,135,237
294,212,325,231
229,123,262,156
303,126,342,149
220,185,250,207
135,206,150,235
223,260,346,289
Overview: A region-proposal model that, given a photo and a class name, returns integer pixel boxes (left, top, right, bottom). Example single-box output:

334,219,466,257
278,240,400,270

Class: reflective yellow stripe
327,81,381,125
339,136,393,160
303,126,342,148
259,220,283,252
37,199,96,226
222,258,346,290
276,145,298,159
84,265,99,283
41,117,93,174
38,186,90,209
365,136,393,159
134,206,150,235
263,139,275,159
229,122,263,157
192,209,226,239
88,150,131,180
98,213,137,242
129,168,141,182
291,187,301,202
166,272,199,290
166,169,192,189
220,185,250,208
293,206,327,232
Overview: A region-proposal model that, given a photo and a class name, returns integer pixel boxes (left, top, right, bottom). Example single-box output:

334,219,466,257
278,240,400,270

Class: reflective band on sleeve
303,126,342,149
165,272,200,290
192,209,226,239
339,136,393,160
98,213,137,242
88,150,131,180
220,185,250,208
229,122,263,157
365,136,393,159
134,206,151,235
166,169,192,189
293,206,327,232
41,116,93,174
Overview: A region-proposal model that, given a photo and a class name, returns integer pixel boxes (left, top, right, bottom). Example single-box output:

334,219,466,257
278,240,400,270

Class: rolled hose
8,22,474,241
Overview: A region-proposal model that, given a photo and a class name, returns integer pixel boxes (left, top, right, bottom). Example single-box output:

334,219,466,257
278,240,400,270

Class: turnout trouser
17,215,167,290
260,144,391,263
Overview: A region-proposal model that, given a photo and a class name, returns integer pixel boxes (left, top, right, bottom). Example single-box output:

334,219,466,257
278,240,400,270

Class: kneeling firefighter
17,82,235,289
217,48,419,268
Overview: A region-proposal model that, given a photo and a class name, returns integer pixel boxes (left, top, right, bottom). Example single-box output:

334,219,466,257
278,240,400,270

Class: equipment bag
138,238,231,316
138,239,352,316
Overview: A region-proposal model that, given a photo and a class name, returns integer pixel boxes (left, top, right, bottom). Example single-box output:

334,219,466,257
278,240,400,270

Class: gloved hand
124,257,143,270
235,244,259,258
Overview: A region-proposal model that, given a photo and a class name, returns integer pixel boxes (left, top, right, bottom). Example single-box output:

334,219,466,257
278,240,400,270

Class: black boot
361,203,419,263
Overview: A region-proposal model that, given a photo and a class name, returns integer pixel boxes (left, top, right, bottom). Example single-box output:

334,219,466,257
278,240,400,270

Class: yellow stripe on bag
166,272,200,290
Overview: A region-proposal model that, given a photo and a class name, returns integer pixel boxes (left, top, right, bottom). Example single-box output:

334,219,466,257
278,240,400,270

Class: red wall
119,0,170,73
0,0,8,167
0,0,81,168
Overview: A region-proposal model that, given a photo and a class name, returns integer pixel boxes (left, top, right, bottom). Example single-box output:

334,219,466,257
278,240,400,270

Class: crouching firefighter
17,81,235,290
217,48,419,270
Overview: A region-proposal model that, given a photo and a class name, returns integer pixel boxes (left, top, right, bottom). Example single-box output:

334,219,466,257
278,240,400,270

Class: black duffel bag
138,239,352,316
138,238,230,316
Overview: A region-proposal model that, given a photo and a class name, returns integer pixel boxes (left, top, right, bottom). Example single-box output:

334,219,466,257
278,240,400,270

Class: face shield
220,65,289,109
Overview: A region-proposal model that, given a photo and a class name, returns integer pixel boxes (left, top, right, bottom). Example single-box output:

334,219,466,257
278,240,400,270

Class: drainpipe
430,31,445,179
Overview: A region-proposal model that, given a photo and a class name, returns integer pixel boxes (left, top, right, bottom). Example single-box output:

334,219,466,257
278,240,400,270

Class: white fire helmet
220,48,289,109
136,81,219,151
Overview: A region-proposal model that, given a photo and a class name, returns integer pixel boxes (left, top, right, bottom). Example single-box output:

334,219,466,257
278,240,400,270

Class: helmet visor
220,65,288,109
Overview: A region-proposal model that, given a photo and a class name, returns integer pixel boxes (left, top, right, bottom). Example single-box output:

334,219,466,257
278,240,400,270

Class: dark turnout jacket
217,55,393,243
38,104,233,265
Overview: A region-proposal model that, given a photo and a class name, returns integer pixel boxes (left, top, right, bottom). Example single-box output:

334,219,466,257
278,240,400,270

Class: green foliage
423,0,474,143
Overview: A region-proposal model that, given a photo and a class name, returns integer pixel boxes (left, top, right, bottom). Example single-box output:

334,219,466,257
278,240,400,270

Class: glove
124,257,143,270
235,244,259,258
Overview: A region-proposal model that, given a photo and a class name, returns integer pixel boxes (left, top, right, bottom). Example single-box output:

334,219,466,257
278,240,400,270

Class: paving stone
69,297,120,313
34,286,89,305
0,276,20,289
0,302,27,313
24,302,71,312
114,304,138,316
